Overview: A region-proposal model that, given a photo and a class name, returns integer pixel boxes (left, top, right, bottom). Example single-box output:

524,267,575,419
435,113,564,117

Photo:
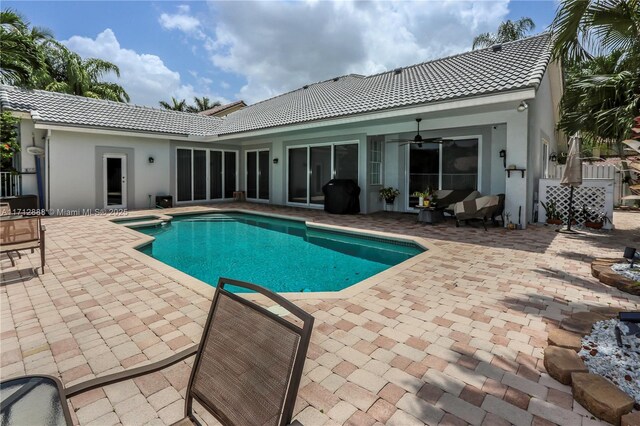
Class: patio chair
454,195,500,230
439,190,481,217
491,193,505,225
0,278,314,426
0,216,45,273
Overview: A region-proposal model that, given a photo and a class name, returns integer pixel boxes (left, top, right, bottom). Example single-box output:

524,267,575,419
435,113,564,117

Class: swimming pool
136,212,423,293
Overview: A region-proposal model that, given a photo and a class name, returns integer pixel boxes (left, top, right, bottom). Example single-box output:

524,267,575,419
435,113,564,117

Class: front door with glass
103,154,127,209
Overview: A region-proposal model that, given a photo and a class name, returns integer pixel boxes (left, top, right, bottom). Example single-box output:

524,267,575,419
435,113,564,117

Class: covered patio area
1,204,638,425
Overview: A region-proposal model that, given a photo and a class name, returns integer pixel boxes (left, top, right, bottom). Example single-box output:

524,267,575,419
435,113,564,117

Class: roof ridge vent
492,44,502,52
394,67,403,75
333,77,339,82
303,85,309,89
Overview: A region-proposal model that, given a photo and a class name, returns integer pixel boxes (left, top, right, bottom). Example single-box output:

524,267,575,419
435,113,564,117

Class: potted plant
505,212,516,229
541,199,562,225
413,187,435,207
380,187,400,204
583,207,611,229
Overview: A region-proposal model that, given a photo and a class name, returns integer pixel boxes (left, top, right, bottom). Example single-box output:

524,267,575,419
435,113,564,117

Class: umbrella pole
566,186,574,231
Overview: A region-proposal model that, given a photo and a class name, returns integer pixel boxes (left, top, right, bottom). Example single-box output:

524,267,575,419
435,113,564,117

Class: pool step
123,219,168,229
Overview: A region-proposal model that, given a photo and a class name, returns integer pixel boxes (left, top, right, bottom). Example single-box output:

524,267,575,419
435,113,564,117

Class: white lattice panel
553,164,623,204
538,179,615,229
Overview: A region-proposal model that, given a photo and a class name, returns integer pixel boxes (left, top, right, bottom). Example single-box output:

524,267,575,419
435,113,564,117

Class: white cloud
204,0,510,104
159,4,205,39
63,29,225,107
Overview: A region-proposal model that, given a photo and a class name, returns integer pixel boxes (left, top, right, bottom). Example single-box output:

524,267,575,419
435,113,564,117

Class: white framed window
369,137,382,185
541,138,550,178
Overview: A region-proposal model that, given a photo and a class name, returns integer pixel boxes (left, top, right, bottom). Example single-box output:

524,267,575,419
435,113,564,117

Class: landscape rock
571,373,634,425
559,311,609,335
543,346,588,385
547,328,582,352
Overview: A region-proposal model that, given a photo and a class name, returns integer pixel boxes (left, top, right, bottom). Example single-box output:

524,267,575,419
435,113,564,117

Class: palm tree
559,52,638,145
552,1,639,141
186,96,221,113
552,0,640,187
472,18,535,49
43,47,129,102
1,8,130,102
550,0,640,63
0,9,51,86
159,97,187,111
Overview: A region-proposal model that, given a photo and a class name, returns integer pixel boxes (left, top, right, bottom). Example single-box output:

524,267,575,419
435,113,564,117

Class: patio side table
416,206,444,225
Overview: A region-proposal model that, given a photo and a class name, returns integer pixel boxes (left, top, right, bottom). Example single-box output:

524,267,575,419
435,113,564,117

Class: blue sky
6,1,558,107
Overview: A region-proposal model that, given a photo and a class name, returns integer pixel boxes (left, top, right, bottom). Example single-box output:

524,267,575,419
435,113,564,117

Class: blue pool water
137,213,423,293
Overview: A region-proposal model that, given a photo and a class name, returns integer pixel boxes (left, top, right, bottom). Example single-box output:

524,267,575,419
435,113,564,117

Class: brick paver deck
1,204,638,425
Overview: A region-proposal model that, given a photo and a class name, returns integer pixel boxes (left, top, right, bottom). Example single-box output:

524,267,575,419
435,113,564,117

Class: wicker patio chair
0,278,314,426
0,216,45,273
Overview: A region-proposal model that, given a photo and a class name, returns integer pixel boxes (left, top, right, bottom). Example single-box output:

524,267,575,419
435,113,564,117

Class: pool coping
109,207,443,302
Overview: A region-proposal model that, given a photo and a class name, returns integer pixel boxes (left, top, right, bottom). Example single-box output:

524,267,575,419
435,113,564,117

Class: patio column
504,110,529,229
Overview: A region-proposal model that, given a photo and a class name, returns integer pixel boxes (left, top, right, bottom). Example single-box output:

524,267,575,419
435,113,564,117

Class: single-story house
0,34,562,228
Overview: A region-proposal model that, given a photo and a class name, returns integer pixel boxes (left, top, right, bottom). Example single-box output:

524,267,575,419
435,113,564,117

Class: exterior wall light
499,149,506,168
273,158,279,164
517,101,528,112
148,157,155,164
549,152,557,162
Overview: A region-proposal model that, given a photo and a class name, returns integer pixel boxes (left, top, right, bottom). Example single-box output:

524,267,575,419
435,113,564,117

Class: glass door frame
175,147,239,204
244,148,270,202
286,140,359,208
103,153,127,209
404,134,483,211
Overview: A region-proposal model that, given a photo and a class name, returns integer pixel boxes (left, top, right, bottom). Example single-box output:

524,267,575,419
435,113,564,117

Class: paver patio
1,204,638,426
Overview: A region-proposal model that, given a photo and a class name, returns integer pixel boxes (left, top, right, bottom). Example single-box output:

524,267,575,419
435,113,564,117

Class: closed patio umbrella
560,135,582,232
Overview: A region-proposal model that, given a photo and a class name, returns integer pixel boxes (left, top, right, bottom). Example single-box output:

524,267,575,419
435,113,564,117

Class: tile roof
217,34,552,135
0,86,223,137
0,34,552,139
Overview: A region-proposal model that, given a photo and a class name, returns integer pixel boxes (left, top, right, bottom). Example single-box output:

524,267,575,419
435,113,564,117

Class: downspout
45,129,51,211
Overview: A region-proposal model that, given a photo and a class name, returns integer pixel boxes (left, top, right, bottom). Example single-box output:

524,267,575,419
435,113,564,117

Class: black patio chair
0,278,314,426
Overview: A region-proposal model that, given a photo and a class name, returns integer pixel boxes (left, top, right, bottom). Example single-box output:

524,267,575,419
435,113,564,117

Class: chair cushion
454,195,499,221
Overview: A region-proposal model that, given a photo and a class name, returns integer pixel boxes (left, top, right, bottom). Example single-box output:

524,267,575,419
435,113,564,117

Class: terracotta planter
585,221,603,229
546,218,563,225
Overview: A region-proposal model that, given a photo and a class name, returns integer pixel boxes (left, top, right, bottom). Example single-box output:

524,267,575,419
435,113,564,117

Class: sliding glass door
287,142,358,206
310,146,331,205
288,148,307,204
246,150,270,201
176,148,237,203
407,138,479,208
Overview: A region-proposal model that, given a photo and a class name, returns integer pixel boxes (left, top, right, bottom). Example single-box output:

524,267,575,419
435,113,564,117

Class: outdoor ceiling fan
387,118,453,147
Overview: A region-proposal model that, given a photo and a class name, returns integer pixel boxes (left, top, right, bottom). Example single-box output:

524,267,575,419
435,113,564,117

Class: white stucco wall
527,70,559,222
227,106,528,216
47,130,171,211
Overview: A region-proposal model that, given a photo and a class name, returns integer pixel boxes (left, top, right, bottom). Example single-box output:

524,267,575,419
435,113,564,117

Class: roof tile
218,34,552,135
0,87,223,137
